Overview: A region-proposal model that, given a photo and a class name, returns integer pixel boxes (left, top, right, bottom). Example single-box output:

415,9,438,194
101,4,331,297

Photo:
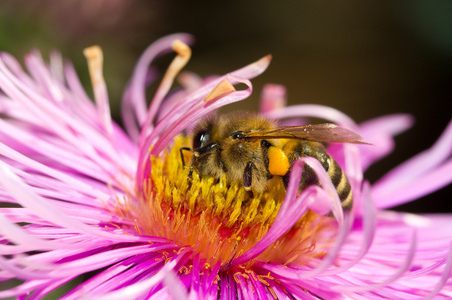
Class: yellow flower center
129,136,337,271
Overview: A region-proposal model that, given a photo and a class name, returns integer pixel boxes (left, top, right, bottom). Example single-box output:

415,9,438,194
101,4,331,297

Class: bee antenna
179,147,192,167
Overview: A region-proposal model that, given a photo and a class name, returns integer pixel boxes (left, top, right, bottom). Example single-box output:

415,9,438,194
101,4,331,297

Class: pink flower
0,34,451,299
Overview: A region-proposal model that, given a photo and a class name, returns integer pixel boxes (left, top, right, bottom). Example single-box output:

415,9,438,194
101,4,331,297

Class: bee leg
282,170,291,190
179,147,194,179
187,166,194,179
243,162,254,198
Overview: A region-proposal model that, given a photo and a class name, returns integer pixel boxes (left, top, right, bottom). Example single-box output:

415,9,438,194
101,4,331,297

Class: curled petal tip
258,54,272,66
250,54,272,71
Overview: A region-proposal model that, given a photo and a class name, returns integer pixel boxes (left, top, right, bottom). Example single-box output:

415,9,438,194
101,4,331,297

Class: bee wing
245,123,369,144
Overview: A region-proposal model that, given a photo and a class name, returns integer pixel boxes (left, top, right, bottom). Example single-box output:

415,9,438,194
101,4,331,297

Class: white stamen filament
139,40,192,147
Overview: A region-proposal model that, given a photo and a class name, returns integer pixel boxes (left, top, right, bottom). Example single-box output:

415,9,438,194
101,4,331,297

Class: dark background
1,1,451,212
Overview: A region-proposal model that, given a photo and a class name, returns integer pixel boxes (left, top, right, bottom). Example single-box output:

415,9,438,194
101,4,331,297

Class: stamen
83,46,112,136
204,78,236,102
140,40,192,144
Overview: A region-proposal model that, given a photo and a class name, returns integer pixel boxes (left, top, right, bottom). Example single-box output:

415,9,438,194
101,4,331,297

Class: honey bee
182,112,367,211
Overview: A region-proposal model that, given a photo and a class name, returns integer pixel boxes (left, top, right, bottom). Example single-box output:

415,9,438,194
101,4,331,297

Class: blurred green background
0,0,451,212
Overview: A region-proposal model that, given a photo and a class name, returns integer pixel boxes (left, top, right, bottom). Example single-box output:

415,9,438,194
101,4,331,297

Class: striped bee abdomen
282,140,353,211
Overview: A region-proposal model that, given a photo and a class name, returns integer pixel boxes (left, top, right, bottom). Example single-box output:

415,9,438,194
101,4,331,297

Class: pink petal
0,162,139,242
358,114,414,169
372,119,452,208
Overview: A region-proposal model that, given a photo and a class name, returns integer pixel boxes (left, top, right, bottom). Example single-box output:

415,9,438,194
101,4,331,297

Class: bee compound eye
192,129,210,150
